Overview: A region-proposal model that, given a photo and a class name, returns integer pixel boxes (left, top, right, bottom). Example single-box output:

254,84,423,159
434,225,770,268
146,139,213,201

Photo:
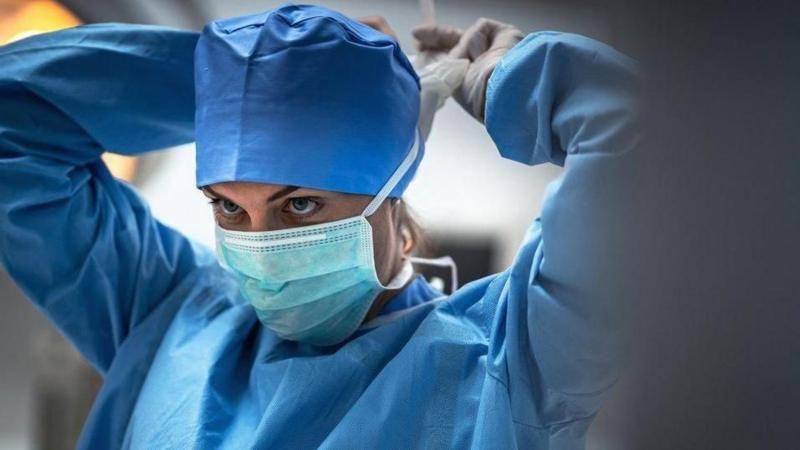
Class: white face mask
215,132,421,346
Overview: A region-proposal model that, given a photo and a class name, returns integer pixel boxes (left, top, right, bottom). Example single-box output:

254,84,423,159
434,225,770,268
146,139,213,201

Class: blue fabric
0,23,637,450
194,5,423,197
380,274,441,315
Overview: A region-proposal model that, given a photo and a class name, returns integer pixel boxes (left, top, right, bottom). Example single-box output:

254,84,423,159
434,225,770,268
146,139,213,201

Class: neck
364,275,414,321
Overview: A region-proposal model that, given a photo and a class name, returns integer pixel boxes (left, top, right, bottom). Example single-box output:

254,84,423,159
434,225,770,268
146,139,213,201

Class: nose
242,207,277,233
247,216,273,232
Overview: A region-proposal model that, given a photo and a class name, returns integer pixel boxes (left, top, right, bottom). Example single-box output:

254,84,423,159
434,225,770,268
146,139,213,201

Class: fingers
448,19,490,61
412,24,462,52
448,18,523,61
358,15,398,40
489,22,525,53
411,18,522,65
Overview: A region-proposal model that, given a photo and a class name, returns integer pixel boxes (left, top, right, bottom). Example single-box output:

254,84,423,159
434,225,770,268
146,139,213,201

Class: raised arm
486,31,638,423
416,21,638,428
0,24,214,373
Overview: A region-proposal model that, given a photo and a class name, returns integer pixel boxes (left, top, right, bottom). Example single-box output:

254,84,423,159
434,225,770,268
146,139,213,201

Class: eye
220,199,242,215
286,198,319,216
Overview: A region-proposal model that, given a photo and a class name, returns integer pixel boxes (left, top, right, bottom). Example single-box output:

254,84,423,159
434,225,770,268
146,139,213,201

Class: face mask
215,132,420,346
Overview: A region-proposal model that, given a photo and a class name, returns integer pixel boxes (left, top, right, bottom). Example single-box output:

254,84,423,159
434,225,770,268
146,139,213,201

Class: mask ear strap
361,129,421,217
409,256,459,293
381,258,415,290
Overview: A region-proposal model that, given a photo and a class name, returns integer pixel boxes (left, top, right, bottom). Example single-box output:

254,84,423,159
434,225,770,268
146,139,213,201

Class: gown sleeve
483,32,639,427
0,24,213,373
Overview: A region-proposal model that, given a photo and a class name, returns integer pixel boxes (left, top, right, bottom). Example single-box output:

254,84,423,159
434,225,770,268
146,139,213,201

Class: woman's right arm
0,24,215,373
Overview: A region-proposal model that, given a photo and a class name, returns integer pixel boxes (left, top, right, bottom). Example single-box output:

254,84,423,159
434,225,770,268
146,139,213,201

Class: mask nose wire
360,129,421,218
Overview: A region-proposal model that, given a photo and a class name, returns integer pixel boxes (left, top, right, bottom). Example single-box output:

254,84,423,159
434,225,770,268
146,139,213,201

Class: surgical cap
194,4,423,197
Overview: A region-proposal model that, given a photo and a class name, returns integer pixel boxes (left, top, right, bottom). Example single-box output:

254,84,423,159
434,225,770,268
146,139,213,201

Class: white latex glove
358,14,467,140
413,18,524,123
410,52,468,141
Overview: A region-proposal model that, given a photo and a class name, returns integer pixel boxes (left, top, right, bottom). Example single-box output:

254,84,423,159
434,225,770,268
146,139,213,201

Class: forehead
205,181,295,197
203,181,368,203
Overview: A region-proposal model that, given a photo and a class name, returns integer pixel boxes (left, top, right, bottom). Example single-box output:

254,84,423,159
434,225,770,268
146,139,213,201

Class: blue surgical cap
194,4,423,197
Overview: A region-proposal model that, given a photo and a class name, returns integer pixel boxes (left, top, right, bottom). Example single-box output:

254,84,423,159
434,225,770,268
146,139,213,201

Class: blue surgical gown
0,24,637,449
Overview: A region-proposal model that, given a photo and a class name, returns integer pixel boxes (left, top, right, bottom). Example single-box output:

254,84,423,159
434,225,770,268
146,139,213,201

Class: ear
400,227,413,255
391,199,414,255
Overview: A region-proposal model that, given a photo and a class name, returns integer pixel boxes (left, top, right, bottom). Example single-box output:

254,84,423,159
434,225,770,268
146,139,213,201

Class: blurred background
1,1,798,449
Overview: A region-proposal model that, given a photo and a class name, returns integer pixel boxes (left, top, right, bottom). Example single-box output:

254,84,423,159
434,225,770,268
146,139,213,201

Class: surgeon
0,4,637,449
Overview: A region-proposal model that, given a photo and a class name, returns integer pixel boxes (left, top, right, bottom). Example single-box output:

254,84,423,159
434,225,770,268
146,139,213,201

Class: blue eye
287,198,318,215
220,199,242,215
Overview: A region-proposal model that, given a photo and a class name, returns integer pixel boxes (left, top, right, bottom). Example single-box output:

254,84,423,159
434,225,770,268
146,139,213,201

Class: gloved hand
409,52,468,141
413,18,524,123
360,14,468,141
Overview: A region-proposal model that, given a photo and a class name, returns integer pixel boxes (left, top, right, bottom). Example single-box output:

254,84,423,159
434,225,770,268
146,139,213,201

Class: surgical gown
0,24,637,449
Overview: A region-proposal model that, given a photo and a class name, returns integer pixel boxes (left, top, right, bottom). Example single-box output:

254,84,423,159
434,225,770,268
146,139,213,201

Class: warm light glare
101,153,140,183
0,0,80,44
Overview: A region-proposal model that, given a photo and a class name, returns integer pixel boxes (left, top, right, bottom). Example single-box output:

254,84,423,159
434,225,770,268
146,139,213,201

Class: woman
0,4,637,449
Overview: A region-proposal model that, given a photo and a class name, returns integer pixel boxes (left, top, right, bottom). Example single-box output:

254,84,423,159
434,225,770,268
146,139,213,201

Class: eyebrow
202,186,227,200
267,186,300,202
202,185,300,203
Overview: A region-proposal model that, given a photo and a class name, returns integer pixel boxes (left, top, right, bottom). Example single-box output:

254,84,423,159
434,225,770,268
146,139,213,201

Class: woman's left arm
486,31,639,423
